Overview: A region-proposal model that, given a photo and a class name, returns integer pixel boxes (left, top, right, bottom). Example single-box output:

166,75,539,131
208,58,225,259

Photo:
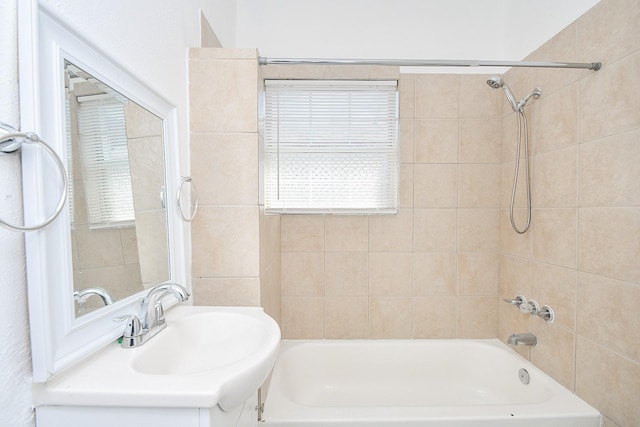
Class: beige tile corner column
188,48,281,324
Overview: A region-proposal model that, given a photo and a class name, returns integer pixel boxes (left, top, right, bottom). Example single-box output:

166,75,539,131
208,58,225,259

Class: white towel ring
0,129,68,232
176,176,198,222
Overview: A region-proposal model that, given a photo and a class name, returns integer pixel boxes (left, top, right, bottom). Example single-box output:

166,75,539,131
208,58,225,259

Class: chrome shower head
486,76,504,89
487,75,519,112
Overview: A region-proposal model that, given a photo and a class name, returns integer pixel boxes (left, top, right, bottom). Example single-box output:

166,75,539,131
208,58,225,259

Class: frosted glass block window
264,80,398,214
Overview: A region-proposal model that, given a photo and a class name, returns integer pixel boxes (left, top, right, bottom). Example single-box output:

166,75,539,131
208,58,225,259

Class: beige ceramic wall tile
415,74,460,119
532,145,577,208
501,112,519,162
325,297,369,339
189,58,258,133
579,207,640,284
369,209,413,252
398,74,415,119
135,210,170,286
457,296,497,338
579,50,640,142
579,129,640,207
414,119,459,163
369,66,400,80
119,227,139,265
413,296,457,339
502,67,534,118
578,0,640,67
191,206,260,277
324,216,368,252
458,164,501,208
532,208,577,268
458,253,499,296
281,215,324,252
193,278,261,306
501,161,530,210
500,209,532,258
530,322,576,391
413,208,457,252
325,252,368,297
458,119,502,164
600,417,619,427
275,64,326,80
124,102,163,139
576,337,640,427
80,266,128,300
280,296,325,339
190,132,258,206
530,262,577,330
399,119,415,164
412,252,457,296
128,136,165,211
259,209,281,273
124,264,143,294
75,225,124,269
532,83,579,154
399,164,414,208
413,164,458,208
531,22,580,96
459,74,503,119
497,300,532,359
577,273,640,362
368,252,412,297
261,259,282,325
499,255,532,299
281,251,324,297
369,297,413,338
324,65,370,80
458,209,500,253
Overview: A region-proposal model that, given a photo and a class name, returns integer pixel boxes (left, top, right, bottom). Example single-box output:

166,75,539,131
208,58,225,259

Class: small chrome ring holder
0,123,68,232
176,176,198,222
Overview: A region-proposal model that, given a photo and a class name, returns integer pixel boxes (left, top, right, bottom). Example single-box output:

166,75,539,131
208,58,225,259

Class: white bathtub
262,339,600,427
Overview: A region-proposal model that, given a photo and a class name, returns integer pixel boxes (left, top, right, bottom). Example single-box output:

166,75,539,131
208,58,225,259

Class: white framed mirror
22,5,188,382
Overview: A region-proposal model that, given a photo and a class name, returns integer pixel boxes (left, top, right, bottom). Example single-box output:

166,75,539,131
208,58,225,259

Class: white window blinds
77,95,135,228
264,80,399,214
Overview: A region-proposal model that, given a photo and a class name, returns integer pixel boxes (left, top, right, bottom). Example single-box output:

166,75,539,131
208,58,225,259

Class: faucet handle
536,305,555,323
502,295,526,307
114,314,143,338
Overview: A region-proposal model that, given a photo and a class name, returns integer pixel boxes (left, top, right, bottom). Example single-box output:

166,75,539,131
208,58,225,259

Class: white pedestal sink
33,306,281,427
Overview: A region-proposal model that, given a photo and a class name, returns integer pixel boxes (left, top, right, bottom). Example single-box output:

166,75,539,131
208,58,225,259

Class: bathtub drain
519,368,530,385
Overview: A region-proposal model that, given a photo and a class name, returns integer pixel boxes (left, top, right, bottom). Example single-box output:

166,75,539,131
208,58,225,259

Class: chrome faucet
74,287,115,314
508,333,537,346
120,282,190,348
74,287,115,306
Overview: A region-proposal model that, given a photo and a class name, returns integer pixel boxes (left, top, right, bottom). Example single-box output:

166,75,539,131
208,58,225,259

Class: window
76,95,135,228
264,80,398,214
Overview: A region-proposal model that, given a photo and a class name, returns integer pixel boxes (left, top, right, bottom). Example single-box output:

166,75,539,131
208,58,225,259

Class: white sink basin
33,306,281,411
133,309,276,375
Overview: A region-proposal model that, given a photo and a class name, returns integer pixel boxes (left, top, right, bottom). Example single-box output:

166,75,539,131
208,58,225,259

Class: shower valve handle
502,295,526,307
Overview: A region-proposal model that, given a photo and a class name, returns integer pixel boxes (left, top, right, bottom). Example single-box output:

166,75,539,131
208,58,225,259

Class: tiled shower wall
188,0,639,424
497,1,640,426
267,66,504,340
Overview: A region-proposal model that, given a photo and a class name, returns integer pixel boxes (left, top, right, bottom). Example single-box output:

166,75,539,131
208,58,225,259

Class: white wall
0,0,34,425
236,0,600,72
1,1,237,425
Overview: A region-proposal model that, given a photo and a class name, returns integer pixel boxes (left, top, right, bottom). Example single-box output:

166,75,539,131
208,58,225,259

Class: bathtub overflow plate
518,368,530,385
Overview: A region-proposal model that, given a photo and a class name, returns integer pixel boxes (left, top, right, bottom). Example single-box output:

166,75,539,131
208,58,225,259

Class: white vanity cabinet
36,393,258,427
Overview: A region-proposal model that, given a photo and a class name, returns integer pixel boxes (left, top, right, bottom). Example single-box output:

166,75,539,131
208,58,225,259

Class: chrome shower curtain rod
258,57,601,71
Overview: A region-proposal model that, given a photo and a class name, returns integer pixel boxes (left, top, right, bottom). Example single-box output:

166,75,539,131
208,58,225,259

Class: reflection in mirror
64,61,170,317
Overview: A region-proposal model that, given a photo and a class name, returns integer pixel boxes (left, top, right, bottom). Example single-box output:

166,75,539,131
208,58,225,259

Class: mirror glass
64,60,170,317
